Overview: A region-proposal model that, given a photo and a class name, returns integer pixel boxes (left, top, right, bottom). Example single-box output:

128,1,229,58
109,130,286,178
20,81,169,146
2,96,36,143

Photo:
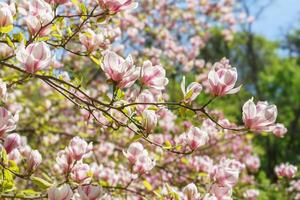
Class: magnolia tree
0,0,296,200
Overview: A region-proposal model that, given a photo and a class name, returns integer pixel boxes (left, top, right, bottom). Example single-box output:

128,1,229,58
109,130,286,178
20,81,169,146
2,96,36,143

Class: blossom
123,142,145,164
186,127,208,150
27,149,42,171
71,163,92,183
78,185,102,200
48,184,73,200
181,76,202,103
0,43,13,59
210,184,232,200
68,136,93,161
242,98,277,132
98,0,138,13
79,29,105,52
182,183,201,200
16,42,52,73
243,189,259,200
142,110,158,133
101,51,140,89
4,133,21,154
0,2,14,30
275,163,297,179
0,107,17,136
244,155,260,172
207,60,241,96
133,152,155,174
272,123,287,138
140,60,168,90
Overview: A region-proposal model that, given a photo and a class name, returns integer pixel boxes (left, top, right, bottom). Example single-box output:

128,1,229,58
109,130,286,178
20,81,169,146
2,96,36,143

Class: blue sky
252,0,300,40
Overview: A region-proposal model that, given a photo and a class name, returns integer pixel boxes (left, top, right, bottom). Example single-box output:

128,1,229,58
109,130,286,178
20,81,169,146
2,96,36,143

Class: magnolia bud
27,149,42,171
4,133,21,154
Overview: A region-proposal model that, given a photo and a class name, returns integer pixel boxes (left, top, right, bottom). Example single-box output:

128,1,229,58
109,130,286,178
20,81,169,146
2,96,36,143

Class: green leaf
90,56,101,65
31,176,53,190
163,140,172,149
143,180,153,191
0,25,13,33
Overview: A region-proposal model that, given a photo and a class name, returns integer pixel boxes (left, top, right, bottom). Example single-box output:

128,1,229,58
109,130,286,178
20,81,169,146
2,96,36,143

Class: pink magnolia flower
68,136,93,161
243,189,259,200
272,123,287,138
133,152,155,174
45,0,68,4
0,3,14,28
140,60,169,90
210,184,232,200
48,184,73,200
25,15,51,36
242,98,277,132
181,76,202,103
0,107,17,136
207,62,241,96
79,29,105,52
27,149,42,171
98,0,138,13
142,110,158,133
55,149,74,173
78,185,102,200
71,163,91,183
189,155,213,173
16,42,52,73
244,155,260,172
186,127,208,150
4,133,21,154
123,142,145,164
101,51,140,89
0,43,13,59
275,163,297,179
182,183,201,200
136,90,155,113
28,0,53,23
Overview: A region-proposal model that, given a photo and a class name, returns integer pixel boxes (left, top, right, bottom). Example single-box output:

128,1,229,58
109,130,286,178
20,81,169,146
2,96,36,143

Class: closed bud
4,133,21,154
78,185,102,200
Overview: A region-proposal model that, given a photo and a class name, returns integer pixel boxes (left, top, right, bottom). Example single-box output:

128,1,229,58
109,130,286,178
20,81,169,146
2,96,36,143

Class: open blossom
71,163,92,183
207,59,241,96
0,2,14,29
210,184,232,200
182,183,201,200
142,110,158,133
189,155,213,173
27,149,42,171
16,42,52,73
48,184,73,200
186,127,209,150
98,0,138,13
68,136,93,161
79,29,105,52
211,158,244,187
272,123,287,138
242,98,277,132
243,189,259,200
4,133,21,154
123,142,145,164
25,15,51,36
78,185,102,200
140,60,168,90
101,51,140,89
28,0,53,23
133,152,155,174
181,76,202,103
0,107,17,136
136,90,155,113
275,163,297,179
